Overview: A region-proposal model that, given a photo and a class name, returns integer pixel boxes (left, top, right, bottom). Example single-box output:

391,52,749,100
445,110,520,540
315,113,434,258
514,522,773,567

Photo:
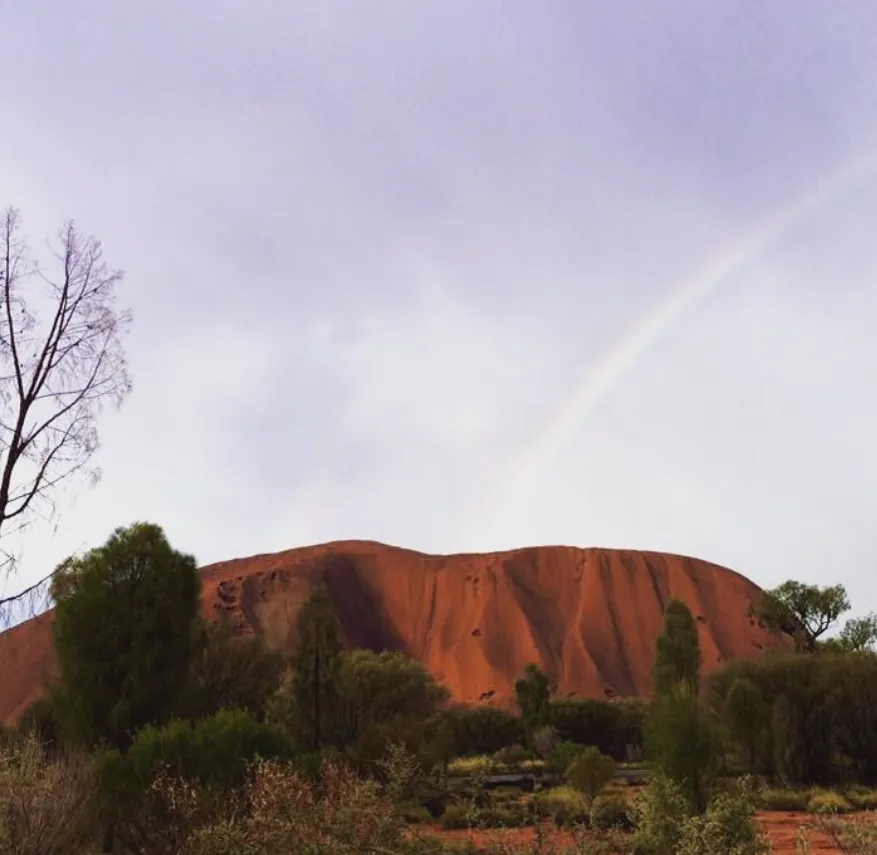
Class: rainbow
472,150,877,541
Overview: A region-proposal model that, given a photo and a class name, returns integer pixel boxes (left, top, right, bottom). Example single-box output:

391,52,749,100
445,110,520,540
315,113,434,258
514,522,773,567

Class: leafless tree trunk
0,206,132,626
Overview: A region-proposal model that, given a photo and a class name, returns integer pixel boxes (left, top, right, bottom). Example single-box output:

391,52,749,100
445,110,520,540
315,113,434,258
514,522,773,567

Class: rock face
0,540,787,724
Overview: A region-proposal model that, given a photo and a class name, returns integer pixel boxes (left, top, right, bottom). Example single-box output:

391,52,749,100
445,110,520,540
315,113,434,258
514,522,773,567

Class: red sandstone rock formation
0,540,787,724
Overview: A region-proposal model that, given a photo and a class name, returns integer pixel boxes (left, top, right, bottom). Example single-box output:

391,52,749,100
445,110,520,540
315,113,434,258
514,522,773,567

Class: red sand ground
420,812,867,854
0,540,788,724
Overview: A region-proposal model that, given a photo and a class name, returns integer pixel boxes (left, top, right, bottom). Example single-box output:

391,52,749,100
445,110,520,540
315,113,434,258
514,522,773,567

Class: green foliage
844,787,877,811
808,790,854,815
749,580,850,653
440,803,473,829
443,705,523,757
346,713,454,775
531,724,559,759
448,754,497,777
653,598,701,696
630,771,691,855
647,598,718,814
50,521,200,751
492,743,532,769
757,787,810,811
710,653,838,786
724,677,768,773
548,697,645,761
535,786,589,826
545,740,586,775
631,774,768,855
285,584,343,752
335,649,449,745
121,708,294,795
646,681,720,814
567,746,617,801
589,791,631,830
174,615,286,723
16,692,66,755
674,781,770,855
514,663,551,738
840,613,877,652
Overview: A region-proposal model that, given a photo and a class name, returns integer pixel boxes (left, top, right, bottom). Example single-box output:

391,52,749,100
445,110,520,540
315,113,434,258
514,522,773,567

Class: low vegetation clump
0,730,96,855
566,746,617,802
807,790,854,815
844,787,877,812
589,791,632,830
758,787,810,812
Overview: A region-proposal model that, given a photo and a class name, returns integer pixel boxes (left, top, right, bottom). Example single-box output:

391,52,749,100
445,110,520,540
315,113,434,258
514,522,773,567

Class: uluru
0,540,787,724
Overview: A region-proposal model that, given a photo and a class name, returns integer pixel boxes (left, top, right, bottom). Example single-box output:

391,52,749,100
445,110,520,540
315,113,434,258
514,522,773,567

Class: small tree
646,598,717,813
749,580,850,653
567,746,617,802
653,598,701,696
335,649,449,745
835,613,877,652
515,663,551,740
286,584,343,752
173,614,286,723
50,522,200,751
0,208,132,622
724,676,767,773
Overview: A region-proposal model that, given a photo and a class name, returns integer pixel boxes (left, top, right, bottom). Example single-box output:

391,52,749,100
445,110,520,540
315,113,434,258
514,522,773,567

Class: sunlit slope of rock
0,540,787,723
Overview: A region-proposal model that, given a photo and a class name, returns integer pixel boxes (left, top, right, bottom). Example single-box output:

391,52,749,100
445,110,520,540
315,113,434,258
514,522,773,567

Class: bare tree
0,207,132,626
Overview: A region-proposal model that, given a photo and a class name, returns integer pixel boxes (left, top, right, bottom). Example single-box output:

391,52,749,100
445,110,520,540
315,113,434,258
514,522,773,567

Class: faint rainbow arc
474,151,877,539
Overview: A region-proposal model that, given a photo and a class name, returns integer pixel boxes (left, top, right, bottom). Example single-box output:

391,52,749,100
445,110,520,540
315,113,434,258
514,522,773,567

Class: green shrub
589,791,632,830
478,806,527,828
492,743,531,769
808,790,854,815
396,801,433,824
632,774,768,855
448,754,496,777
758,787,810,812
674,784,770,855
845,787,877,811
535,786,589,826
567,746,616,800
441,804,474,829
630,772,691,855
545,741,586,776
444,706,524,757
126,708,294,793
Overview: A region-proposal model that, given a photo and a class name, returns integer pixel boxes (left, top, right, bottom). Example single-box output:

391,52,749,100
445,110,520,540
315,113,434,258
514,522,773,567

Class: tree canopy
50,522,200,750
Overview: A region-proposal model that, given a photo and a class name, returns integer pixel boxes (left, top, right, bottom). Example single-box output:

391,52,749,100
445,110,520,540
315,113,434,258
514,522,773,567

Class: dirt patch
415,812,875,854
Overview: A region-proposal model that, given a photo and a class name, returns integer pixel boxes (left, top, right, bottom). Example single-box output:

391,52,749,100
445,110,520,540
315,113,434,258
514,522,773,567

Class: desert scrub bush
189,757,407,855
449,755,497,776
0,730,97,855
757,787,809,812
631,774,768,855
535,786,589,826
567,746,617,801
629,772,691,855
545,741,586,776
492,744,532,769
808,790,854,815
810,815,877,855
589,791,632,830
441,803,474,830
845,787,877,811
395,801,434,825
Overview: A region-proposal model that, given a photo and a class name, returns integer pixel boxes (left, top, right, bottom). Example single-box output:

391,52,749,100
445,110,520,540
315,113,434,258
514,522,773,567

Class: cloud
0,1,875,623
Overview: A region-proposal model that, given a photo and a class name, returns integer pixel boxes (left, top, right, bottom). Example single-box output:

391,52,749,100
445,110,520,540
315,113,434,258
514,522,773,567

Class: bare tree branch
0,206,132,629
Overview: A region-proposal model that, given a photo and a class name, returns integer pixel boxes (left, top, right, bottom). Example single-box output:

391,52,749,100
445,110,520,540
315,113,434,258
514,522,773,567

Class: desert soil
415,811,871,854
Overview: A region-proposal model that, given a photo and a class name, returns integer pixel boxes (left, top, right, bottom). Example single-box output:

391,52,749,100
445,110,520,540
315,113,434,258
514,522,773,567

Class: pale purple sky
1,2,876,617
